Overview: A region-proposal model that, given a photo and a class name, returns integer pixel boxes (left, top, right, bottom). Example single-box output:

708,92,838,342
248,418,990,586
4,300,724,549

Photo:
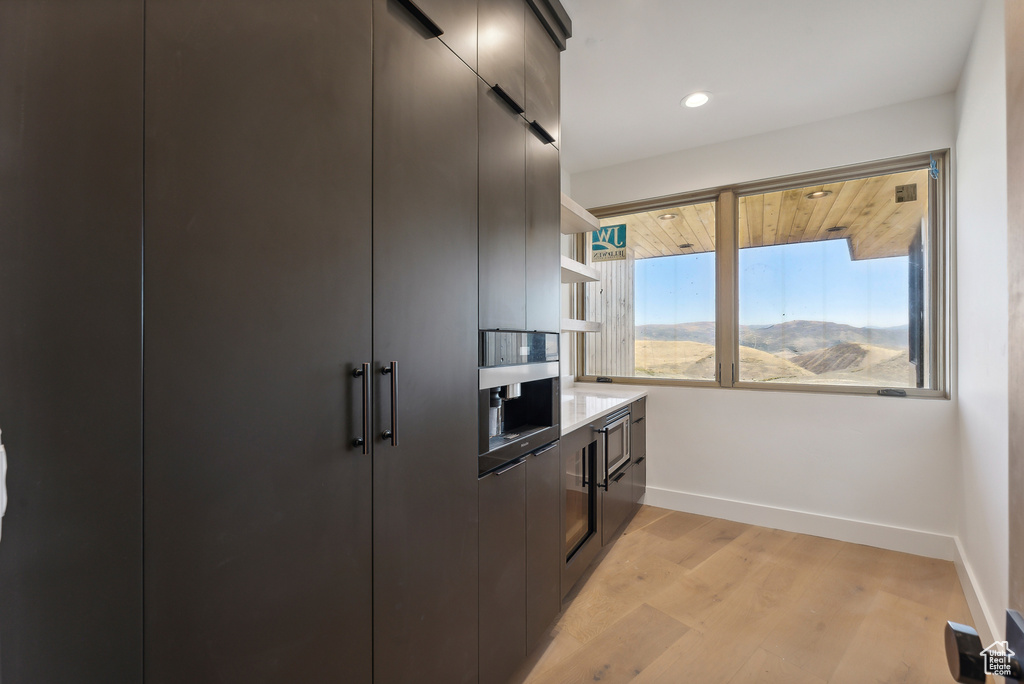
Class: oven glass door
604,414,630,478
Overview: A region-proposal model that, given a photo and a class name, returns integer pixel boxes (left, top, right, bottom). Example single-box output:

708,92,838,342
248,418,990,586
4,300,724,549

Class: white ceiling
558,0,984,174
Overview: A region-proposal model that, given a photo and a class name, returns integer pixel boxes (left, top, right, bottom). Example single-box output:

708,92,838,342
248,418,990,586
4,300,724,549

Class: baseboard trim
644,486,956,561
952,536,1001,644
642,487,1003,644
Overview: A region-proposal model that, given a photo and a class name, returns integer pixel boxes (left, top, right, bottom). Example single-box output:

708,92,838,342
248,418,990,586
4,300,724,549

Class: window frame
575,151,950,399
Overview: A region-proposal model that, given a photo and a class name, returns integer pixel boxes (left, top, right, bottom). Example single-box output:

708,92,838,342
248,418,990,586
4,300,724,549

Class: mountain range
636,319,909,356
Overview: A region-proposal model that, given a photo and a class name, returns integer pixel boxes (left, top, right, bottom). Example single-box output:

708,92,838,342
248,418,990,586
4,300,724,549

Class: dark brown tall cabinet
143,1,375,681
372,1,481,681
525,8,561,146
0,0,569,682
479,442,561,684
478,0,565,334
526,133,562,333
480,81,529,331
479,0,527,110
0,3,144,681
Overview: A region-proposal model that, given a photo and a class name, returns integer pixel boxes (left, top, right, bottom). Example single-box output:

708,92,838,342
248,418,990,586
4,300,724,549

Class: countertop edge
559,385,648,437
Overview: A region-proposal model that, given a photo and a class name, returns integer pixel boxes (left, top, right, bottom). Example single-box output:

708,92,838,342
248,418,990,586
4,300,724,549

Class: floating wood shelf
560,255,600,283
561,318,601,333
560,192,599,235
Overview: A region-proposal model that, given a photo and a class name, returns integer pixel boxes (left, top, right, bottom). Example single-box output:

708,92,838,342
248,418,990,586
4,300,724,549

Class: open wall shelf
560,192,599,235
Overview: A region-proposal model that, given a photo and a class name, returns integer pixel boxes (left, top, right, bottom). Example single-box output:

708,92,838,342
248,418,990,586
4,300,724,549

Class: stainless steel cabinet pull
353,363,371,454
381,361,399,446
395,0,444,38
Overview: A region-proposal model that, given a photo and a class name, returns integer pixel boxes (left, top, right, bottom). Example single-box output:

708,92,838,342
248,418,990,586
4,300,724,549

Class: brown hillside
633,340,914,386
793,342,867,374
634,340,814,382
737,346,815,382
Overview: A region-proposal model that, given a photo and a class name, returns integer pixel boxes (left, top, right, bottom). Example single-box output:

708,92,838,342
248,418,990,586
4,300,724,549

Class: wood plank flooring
512,506,982,684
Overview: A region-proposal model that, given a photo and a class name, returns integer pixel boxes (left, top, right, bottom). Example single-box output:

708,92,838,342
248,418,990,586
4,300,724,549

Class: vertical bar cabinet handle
352,363,371,454
381,361,399,446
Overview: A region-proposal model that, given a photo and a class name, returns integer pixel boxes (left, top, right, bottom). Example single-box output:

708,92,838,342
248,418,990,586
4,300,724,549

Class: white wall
568,96,962,558
643,386,958,558
954,0,1008,642
571,94,955,209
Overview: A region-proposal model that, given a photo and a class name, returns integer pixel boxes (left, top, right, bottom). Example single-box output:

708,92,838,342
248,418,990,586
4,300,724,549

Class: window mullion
716,190,738,387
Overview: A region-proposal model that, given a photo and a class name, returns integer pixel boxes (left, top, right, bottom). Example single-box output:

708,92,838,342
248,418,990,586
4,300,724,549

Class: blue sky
634,239,910,328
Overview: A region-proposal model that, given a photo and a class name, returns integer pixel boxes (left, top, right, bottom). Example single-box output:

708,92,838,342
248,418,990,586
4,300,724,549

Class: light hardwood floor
513,505,981,684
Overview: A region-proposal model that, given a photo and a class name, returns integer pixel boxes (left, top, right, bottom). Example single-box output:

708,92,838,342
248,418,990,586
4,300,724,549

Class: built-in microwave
599,408,631,482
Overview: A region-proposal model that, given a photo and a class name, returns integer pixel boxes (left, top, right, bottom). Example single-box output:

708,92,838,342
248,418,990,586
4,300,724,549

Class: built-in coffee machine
478,331,559,475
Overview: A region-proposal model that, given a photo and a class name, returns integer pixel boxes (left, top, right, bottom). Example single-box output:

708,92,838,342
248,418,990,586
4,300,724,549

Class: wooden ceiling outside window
600,169,929,262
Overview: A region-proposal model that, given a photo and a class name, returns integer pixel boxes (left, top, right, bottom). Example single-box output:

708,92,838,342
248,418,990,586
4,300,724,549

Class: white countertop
560,384,648,435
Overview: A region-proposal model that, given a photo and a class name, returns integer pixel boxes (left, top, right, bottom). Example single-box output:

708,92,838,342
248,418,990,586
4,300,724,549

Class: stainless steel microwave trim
601,411,631,485
479,361,559,390
594,407,630,433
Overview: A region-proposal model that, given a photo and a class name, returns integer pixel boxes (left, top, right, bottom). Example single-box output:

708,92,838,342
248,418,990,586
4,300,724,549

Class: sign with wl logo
592,224,627,262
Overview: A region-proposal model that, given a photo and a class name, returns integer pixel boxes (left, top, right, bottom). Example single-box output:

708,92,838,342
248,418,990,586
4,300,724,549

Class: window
577,153,946,396
584,200,717,382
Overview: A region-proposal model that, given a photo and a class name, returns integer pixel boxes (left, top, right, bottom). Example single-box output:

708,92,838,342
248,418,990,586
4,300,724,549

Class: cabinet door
526,131,561,332
602,463,634,545
480,81,528,330
631,397,646,422
144,1,373,681
631,399,647,505
632,415,647,462
525,7,560,146
393,0,478,71
478,0,526,112
479,461,528,684
526,442,562,649
0,3,143,681
373,1,480,682
633,451,648,506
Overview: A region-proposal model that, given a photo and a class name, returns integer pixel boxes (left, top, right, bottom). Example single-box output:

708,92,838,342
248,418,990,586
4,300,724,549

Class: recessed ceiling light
682,92,710,108
805,190,833,200
826,226,846,233
678,243,693,249
658,213,678,220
